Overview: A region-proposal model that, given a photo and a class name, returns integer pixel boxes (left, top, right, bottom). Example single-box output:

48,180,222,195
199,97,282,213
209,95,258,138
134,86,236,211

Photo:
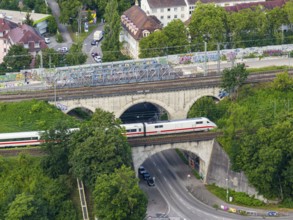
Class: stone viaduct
50,86,221,120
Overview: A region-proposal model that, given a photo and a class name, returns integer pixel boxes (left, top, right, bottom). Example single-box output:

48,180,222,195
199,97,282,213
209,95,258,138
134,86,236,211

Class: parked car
57,47,68,53
91,40,97,45
147,177,155,186
138,166,146,176
91,52,99,57
44,38,50,44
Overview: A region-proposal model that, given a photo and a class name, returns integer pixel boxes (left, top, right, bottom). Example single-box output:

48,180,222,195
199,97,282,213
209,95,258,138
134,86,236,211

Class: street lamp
226,178,229,202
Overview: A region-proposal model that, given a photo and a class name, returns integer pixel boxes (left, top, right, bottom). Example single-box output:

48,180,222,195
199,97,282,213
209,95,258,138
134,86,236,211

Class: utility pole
204,41,207,76
217,42,220,75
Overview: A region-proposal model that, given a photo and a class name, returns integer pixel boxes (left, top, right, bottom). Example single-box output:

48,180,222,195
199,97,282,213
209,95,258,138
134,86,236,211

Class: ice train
0,117,216,148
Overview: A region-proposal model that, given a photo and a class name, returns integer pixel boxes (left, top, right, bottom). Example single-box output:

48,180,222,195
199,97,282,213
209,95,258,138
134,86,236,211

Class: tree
139,30,168,58
65,42,87,66
221,63,249,99
163,19,189,54
41,120,78,178
5,193,36,220
69,108,132,188
3,45,32,72
188,3,228,51
24,12,34,26
101,0,123,61
47,16,58,34
93,165,147,220
59,0,82,24
272,71,293,92
35,48,64,68
96,0,132,16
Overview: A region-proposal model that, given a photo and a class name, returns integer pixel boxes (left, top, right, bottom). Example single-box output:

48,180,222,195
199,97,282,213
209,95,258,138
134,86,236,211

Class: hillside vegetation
0,100,79,132
188,72,293,206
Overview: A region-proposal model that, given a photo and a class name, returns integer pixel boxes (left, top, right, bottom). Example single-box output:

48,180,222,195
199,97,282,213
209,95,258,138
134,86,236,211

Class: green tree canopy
221,63,249,99
139,30,168,58
3,45,32,72
93,165,147,220
65,42,87,66
101,0,124,61
188,3,228,51
272,71,293,92
69,108,132,188
163,19,189,54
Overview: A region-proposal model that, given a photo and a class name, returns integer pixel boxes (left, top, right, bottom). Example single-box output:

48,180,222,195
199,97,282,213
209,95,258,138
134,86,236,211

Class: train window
196,121,203,124
0,137,39,142
126,129,137,132
139,128,141,131
155,125,163,128
207,121,210,123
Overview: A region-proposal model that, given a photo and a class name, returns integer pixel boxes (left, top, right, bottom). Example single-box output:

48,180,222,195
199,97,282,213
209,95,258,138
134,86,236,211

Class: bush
56,32,63,43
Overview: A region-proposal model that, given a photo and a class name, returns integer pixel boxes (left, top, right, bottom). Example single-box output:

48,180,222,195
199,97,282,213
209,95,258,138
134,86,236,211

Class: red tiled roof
225,0,287,12
122,5,162,40
147,0,186,8
8,24,47,52
0,18,18,32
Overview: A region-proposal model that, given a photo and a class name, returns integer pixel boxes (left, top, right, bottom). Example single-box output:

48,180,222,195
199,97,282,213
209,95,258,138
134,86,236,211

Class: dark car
142,172,150,180
91,52,99,57
147,177,155,186
267,211,278,216
91,40,97,45
138,166,146,176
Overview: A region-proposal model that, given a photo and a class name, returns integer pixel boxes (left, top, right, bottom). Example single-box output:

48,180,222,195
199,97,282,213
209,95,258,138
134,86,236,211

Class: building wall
121,27,140,59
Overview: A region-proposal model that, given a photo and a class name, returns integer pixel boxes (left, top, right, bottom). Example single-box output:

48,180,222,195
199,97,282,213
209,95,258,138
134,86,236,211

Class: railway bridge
128,133,262,200
49,86,221,120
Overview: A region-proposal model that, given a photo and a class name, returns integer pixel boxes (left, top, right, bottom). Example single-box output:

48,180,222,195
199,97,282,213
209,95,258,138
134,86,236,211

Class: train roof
145,117,209,124
0,131,41,139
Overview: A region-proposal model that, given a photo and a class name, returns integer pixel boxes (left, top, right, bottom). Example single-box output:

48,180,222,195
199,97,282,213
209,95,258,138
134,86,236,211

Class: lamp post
226,178,229,202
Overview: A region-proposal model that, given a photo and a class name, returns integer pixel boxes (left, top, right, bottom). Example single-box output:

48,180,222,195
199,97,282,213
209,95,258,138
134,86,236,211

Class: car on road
138,166,146,176
91,40,97,45
267,211,278,216
147,177,155,186
142,171,151,180
91,52,99,57
94,55,102,63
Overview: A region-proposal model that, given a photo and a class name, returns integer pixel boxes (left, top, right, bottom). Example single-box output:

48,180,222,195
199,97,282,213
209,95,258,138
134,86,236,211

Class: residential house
0,15,47,64
140,0,266,27
120,5,162,59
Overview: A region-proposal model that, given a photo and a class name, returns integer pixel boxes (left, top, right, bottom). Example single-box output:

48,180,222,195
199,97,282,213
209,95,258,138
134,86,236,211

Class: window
181,14,184,18
181,7,184,11
4,40,6,44
126,129,137,132
167,8,170,11
161,8,164,12
152,9,157,13
174,7,177,11
196,121,203,124
155,125,163,128
161,16,164,19
174,15,177,18
167,15,170,19
189,11,192,15
4,48,6,52
143,30,150,37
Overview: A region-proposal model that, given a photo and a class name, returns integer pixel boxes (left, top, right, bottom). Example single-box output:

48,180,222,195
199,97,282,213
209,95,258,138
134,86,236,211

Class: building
0,9,50,34
120,5,162,59
140,0,266,27
0,15,47,64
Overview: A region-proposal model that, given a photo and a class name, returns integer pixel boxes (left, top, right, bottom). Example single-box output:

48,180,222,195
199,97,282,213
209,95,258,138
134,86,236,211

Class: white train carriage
144,117,216,136
122,123,144,137
0,131,42,148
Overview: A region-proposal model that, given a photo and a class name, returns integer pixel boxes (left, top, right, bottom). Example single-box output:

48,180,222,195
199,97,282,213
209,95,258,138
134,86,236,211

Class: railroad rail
0,70,292,102
0,132,221,156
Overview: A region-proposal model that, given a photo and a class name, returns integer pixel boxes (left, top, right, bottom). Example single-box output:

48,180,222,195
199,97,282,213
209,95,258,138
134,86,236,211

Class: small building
120,5,162,59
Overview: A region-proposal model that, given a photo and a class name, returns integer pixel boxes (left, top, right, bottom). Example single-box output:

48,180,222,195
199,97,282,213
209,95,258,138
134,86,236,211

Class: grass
247,65,290,73
0,100,79,132
175,148,188,165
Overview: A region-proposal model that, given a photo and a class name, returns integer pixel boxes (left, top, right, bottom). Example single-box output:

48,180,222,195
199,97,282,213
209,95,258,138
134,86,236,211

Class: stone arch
65,105,95,114
132,140,215,183
116,98,175,119
184,93,220,119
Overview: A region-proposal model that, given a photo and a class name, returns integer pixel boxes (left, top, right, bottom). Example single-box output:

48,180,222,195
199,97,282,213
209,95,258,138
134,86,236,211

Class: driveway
46,0,73,50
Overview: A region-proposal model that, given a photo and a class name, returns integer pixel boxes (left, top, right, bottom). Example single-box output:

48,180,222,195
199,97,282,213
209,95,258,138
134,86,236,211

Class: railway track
0,70,292,102
0,132,221,157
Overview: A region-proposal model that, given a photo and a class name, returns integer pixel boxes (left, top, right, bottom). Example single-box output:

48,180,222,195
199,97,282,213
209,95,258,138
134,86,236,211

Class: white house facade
141,0,266,27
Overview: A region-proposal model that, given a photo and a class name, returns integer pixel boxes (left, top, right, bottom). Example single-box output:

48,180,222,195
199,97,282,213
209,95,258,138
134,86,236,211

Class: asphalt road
140,150,292,220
